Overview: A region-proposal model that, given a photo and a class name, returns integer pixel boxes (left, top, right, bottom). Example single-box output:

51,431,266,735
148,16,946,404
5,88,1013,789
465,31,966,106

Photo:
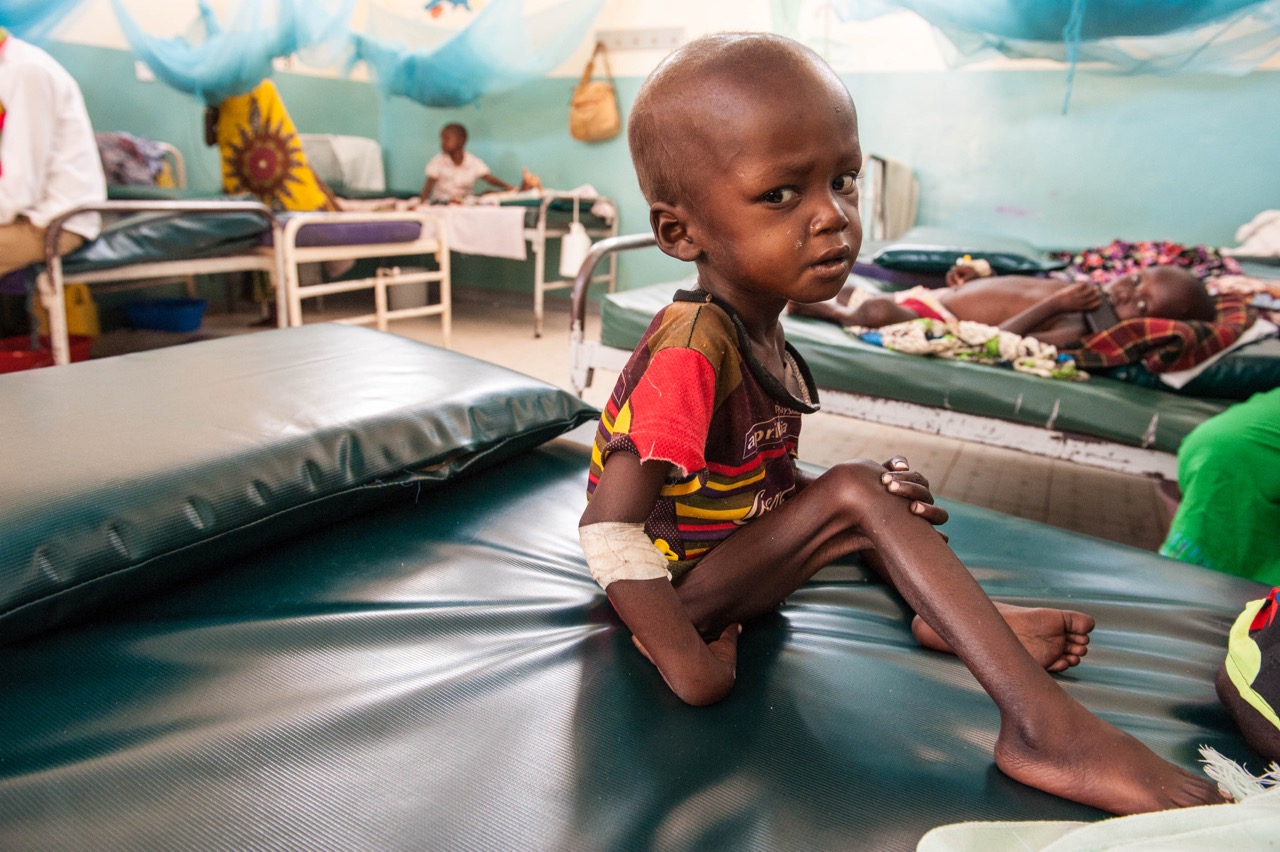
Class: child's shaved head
628,33,855,207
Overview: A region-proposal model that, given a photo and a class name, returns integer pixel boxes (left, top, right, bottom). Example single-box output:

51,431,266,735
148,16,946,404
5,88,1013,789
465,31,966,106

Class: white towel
1225,209,1280,258
438,206,528,260
917,784,1280,851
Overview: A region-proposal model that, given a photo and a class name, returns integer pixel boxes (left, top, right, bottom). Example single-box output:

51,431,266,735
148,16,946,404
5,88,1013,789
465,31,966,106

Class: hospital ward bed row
30,187,617,365
570,232,1280,481
32,199,452,366
0,322,1266,850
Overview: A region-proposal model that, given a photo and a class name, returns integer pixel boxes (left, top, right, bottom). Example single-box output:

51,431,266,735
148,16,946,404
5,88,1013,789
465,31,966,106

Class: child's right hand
1049,281,1104,314
632,623,741,707
881,456,949,528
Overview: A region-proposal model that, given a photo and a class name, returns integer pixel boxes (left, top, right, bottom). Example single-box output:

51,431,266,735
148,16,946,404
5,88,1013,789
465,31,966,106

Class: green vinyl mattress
0,325,1265,851
600,280,1238,453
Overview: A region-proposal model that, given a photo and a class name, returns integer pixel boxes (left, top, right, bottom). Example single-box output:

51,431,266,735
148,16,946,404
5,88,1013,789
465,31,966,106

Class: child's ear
650,203,701,263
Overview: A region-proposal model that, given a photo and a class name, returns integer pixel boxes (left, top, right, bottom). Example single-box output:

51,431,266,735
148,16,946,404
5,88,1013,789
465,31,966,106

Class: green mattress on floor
0,325,1265,850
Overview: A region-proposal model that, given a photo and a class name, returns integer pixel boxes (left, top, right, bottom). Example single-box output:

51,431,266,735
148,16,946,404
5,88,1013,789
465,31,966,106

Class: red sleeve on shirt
621,346,717,477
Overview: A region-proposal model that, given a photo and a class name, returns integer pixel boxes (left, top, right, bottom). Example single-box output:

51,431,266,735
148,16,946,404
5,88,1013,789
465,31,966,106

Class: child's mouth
811,247,851,273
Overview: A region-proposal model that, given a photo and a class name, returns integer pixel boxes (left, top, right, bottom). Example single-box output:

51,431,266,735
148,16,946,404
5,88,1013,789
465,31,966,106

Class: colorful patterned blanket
1050,239,1243,284
1064,293,1258,373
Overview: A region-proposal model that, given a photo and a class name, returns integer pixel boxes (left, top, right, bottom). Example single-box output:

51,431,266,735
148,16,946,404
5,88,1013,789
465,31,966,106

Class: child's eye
762,187,797,204
833,173,860,194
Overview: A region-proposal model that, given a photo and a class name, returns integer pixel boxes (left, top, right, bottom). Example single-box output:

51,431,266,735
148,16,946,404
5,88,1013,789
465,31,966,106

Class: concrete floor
98,283,1177,552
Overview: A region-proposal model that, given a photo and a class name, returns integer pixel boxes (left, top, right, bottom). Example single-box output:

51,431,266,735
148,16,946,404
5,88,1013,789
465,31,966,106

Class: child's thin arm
419,176,435,202
608,579,739,706
481,173,514,191
581,451,739,706
998,281,1102,341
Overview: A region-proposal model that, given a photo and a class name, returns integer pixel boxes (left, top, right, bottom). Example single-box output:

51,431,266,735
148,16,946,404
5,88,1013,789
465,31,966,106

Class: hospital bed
569,235,1279,480
36,200,452,365
0,323,1263,850
520,192,618,338
274,210,451,345
379,191,619,337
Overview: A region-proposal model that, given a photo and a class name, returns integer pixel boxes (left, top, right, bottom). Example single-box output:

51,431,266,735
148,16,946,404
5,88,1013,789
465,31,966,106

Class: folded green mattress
600,281,1241,453
0,325,1264,850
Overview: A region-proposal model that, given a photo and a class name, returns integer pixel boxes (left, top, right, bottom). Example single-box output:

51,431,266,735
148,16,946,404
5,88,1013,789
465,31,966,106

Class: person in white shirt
418,122,537,204
0,30,106,277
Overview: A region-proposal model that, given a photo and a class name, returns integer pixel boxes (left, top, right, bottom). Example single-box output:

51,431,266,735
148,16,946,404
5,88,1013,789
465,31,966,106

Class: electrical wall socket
596,27,684,52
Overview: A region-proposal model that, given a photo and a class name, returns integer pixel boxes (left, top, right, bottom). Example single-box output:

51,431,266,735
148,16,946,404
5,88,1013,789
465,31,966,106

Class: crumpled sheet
850,317,1085,380
917,783,1280,852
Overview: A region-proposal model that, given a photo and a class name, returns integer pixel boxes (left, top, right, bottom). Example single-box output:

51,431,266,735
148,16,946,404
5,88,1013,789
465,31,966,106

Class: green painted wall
48,41,1280,298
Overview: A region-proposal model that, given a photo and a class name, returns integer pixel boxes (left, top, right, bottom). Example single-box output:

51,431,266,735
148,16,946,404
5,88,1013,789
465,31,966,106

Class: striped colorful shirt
587,288,819,579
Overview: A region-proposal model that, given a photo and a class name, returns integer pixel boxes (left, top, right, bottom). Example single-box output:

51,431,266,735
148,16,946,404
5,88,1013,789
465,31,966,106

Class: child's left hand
881,456,948,527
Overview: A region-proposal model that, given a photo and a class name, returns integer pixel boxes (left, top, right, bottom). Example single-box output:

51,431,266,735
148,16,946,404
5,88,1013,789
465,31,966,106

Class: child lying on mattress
787,262,1217,348
578,31,1225,816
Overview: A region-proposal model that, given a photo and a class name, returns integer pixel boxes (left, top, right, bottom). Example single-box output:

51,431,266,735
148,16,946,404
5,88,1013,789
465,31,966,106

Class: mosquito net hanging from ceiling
0,0,88,43
110,0,355,105
830,0,1280,74
353,0,606,107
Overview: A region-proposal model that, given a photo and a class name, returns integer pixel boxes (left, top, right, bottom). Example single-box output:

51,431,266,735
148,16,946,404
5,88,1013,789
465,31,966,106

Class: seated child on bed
418,122,539,204
788,263,1216,348
579,31,1225,816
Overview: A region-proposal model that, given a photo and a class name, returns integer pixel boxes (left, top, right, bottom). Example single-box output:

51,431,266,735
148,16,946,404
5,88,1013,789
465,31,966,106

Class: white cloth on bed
298,134,385,193
0,36,106,241
917,785,1280,851
438,205,528,260
1225,209,1280,258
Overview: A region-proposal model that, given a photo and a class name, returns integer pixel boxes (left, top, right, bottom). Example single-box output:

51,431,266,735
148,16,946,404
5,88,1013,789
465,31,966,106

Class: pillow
0,325,598,644
1100,334,1280,400
871,227,1067,275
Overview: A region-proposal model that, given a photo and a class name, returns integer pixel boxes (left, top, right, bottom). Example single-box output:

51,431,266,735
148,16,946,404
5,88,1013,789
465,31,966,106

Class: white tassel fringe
1199,744,1280,802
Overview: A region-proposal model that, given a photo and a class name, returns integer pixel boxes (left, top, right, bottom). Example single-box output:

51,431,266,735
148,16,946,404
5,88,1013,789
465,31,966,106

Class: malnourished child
579,31,1226,816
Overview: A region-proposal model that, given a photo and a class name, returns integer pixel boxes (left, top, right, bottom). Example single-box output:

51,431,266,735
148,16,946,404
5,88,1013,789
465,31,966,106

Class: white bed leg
38,266,71,366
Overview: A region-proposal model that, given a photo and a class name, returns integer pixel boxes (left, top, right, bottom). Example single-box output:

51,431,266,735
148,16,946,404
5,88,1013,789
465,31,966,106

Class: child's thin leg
678,460,1224,815
857,550,1093,672
912,603,1092,672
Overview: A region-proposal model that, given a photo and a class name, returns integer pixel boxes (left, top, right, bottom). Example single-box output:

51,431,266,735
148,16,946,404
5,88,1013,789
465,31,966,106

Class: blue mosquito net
107,0,604,109
0,0,88,43
110,0,355,105
829,0,1280,109
354,0,606,107
829,0,1280,72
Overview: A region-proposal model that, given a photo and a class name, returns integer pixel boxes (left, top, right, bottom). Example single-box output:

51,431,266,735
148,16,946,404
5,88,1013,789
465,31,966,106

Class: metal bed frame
40,200,280,366
277,210,450,346
569,233,1180,480
39,201,453,365
522,192,618,337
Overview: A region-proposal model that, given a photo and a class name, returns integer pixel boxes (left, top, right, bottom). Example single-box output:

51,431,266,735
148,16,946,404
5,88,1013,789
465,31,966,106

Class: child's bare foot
912,603,1094,673
995,693,1228,814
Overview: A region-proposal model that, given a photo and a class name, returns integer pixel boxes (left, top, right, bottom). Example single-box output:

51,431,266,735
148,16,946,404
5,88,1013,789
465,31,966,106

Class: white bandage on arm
579,522,673,590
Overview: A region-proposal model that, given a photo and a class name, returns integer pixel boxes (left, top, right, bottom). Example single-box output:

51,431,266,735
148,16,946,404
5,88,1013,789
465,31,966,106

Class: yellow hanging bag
569,42,621,143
